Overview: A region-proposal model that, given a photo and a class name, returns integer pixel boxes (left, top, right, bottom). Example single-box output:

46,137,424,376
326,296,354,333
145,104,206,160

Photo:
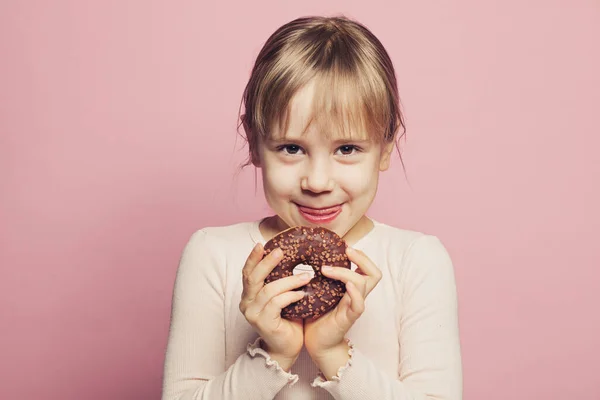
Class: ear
251,150,261,168
379,140,395,171
241,114,262,168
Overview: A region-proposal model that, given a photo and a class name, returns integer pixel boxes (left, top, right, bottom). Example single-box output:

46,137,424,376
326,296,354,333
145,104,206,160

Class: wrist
309,340,351,380
260,340,299,372
309,340,349,362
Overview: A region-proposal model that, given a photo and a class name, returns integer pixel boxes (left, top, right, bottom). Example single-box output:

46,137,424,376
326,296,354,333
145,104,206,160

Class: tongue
299,205,340,215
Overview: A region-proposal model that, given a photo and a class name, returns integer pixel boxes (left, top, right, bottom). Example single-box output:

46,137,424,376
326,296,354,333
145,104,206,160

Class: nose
300,159,334,193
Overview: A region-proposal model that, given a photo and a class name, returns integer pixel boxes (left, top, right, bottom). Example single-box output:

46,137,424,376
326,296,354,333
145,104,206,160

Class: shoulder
180,220,257,262
370,222,425,248
186,220,256,246
370,221,449,257
369,221,454,279
175,221,258,284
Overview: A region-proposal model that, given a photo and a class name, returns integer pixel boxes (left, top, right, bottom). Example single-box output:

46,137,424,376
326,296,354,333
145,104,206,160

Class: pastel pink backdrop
1,1,598,399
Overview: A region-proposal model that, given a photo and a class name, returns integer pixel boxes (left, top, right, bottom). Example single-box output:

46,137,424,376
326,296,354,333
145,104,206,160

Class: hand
239,243,310,371
304,247,382,362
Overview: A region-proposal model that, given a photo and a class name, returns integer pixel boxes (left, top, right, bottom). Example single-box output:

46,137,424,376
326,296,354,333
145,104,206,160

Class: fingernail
300,273,311,281
322,265,332,272
346,247,355,255
273,248,283,257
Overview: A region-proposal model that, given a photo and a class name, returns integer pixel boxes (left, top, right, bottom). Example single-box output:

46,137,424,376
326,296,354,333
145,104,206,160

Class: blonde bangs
304,66,390,142
240,16,403,165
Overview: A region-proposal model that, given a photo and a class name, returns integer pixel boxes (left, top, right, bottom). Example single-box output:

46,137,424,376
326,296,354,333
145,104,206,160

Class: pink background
1,1,599,399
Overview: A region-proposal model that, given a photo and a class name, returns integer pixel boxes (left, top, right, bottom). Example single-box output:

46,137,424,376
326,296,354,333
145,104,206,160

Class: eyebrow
267,137,372,145
332,138,371,145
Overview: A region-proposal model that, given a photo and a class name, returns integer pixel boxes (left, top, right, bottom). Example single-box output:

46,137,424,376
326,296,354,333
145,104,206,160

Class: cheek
337,163,379,195
262,163,297,195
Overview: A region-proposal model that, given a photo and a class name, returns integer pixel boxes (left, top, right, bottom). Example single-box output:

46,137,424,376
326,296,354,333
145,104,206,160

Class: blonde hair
239,16,405,167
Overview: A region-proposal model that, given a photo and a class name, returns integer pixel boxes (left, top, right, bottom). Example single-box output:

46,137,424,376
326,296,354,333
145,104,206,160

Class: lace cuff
246,337,299,386
311,338,355,387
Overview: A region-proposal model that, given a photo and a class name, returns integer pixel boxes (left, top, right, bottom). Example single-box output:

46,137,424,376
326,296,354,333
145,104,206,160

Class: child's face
255,81,394,239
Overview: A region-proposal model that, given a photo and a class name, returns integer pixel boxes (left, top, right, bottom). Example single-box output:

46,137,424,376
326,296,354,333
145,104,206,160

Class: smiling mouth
296,204,342,223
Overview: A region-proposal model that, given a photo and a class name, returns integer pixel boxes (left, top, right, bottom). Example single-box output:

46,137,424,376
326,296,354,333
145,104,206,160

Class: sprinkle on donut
263,226,350,320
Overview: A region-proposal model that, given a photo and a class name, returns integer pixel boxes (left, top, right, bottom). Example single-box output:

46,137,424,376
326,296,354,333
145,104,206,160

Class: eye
335,145,360,156
277,144,304,155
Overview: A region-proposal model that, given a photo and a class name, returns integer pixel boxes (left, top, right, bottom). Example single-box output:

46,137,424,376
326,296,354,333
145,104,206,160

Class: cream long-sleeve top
161,219,462,400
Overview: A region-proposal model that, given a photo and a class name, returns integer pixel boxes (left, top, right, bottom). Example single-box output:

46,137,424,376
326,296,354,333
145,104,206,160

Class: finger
253,272,311,310
249,247,283,284
243,247,283,302
321,266,366,295
240,244,265,309
345,248,382,296
242,243,265,281
344,281,365,319
346,247,382,281
332,282,363,329
260,290,306,324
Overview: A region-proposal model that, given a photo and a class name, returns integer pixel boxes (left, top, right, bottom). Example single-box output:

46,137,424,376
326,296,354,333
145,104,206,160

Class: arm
161,230,298,400
311,235,463,400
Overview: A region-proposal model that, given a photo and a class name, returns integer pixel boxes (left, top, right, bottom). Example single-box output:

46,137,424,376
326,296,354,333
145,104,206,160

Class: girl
162,16,462,400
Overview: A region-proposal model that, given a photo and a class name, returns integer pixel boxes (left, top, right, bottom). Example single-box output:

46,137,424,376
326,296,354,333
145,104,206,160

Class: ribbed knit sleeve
161,230,299,400
310,235,463,400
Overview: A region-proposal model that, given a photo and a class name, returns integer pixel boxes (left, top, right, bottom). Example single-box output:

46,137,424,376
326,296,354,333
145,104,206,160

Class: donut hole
292,264,315,280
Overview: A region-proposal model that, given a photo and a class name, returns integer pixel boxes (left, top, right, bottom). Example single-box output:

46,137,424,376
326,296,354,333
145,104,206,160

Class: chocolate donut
263,226,350,320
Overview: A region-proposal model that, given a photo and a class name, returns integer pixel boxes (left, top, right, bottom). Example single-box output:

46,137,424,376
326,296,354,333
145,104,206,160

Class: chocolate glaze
263,226,350,319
